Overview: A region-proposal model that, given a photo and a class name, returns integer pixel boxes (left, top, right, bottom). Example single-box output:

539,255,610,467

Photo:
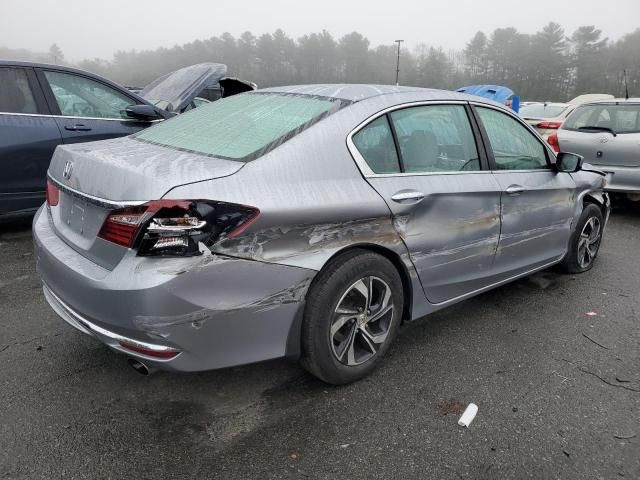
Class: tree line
3,23,639,101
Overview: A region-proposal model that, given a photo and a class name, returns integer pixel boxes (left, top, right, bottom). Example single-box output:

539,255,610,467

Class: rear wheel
559,204,604,273
301,250,403,384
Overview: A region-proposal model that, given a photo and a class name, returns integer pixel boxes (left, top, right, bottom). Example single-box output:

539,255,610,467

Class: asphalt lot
1,206,638,480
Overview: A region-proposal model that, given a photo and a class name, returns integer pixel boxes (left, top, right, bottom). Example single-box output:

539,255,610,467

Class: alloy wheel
329,276,394,366
577,216,601,269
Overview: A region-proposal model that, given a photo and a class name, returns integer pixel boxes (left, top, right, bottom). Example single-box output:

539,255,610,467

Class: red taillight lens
46,180,59,206
118,341,180,359
536,121,562,130
97,199,260,255
547,132,560,153
98,205,148,247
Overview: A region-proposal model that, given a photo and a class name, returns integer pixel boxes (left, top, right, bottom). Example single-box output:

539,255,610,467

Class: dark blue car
0,61,253,217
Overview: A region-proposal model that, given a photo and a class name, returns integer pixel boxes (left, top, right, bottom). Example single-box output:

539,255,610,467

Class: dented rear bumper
33,206,316,372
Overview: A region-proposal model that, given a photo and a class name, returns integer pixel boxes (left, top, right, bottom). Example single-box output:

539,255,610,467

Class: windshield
134,92,348,162
563,104,640,133
520,104,567,118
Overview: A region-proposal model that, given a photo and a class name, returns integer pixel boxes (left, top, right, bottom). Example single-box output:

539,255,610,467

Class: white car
521,94,615,142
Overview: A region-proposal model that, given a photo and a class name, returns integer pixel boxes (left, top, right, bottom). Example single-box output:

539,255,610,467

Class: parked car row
0,61,255,217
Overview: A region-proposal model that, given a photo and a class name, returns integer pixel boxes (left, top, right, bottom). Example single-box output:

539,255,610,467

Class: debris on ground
458,403,478,428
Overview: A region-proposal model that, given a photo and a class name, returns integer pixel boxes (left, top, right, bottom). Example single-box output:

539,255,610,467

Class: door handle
65,124,92,131
391,190,425,203
505,185,525,195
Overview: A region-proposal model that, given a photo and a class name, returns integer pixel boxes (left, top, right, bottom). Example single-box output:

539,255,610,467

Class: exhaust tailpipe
128,358,156,375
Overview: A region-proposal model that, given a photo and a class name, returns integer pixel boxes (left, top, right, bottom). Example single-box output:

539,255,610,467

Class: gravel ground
1,207,638,479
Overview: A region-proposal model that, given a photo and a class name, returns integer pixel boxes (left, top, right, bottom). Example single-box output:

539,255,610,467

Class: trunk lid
47,136,244,269
139,63,227,113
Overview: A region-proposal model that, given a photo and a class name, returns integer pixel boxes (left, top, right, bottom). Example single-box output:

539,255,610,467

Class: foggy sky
1,0,639,61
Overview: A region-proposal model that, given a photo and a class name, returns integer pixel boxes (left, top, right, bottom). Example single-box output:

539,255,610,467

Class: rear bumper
33,206,316,372
596,165,640,193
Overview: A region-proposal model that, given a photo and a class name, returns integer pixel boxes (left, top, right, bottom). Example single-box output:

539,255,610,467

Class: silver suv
557,99,640,200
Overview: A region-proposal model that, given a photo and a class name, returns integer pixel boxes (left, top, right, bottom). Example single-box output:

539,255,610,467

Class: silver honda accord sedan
34,85,610,384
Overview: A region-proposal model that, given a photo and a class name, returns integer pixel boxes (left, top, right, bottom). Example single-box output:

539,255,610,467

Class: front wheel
301,250,404,385
559,204,604,274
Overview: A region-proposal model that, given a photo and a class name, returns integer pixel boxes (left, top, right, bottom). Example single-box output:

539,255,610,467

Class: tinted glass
477,107,548,170
519,104,568,118
135,93,345,162
352,116,400,174
563,104,640,133
44,71,133,119
0,67,38,114
389,105,480,173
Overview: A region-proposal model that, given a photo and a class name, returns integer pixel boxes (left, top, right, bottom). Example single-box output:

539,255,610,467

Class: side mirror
125,104,163,121
556,152,583,173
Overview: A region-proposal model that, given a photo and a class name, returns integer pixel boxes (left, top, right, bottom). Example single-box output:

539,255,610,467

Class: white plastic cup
458,403,478,428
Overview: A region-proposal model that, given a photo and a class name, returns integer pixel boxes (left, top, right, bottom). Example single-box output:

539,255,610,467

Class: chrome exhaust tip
128,358,156,375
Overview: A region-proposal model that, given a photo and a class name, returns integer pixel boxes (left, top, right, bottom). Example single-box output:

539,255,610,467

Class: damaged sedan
34,85,609,384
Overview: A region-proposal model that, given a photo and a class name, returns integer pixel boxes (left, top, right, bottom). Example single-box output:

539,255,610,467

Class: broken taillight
46,180,59,206
97,200,259,256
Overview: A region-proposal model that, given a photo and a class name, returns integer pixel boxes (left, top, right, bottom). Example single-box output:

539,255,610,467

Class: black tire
301,249,404,385
558,204,604,274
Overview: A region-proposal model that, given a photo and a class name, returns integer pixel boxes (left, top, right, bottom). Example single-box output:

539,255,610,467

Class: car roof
581,98,640,106
258,83,505,106
521,102,569,107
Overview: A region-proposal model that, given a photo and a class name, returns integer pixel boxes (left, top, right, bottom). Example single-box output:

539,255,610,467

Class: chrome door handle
391,191,425,203
505,185,525,195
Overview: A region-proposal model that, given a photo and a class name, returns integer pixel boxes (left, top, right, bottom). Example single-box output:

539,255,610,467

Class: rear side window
43,71,133,119
564,104,640,133
477,107,548,171
135,93,346,162
390,105,480,173
352,116,400,174
0,67,38,114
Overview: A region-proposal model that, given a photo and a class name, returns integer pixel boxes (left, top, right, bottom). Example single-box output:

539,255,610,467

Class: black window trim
469,102,556,172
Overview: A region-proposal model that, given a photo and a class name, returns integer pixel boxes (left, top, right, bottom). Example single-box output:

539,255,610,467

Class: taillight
536,121,562,130
46,180,59,206
547,132,560,153
97,199,259,256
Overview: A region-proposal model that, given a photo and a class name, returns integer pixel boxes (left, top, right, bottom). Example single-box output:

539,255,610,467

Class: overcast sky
1,0,638,61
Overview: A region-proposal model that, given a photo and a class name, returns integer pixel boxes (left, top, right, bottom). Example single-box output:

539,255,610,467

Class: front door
37,69,151,145
350,103,502,304
473,105,576,278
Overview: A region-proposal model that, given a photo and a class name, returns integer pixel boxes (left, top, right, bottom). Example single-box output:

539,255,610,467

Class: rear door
36,68,152,145
472,104,576,278
350,102,502,304
0,66,61,214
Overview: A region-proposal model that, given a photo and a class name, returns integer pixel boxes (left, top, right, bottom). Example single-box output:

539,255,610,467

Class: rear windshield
519,104,567,118
134,92,348,161
563,103,640,134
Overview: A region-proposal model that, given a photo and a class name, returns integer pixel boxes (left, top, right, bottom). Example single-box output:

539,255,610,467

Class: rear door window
476,107,549,170
352,116,400,174
389,104,480,173
135,93,347,162
43,71,134,119
0,67,38,114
